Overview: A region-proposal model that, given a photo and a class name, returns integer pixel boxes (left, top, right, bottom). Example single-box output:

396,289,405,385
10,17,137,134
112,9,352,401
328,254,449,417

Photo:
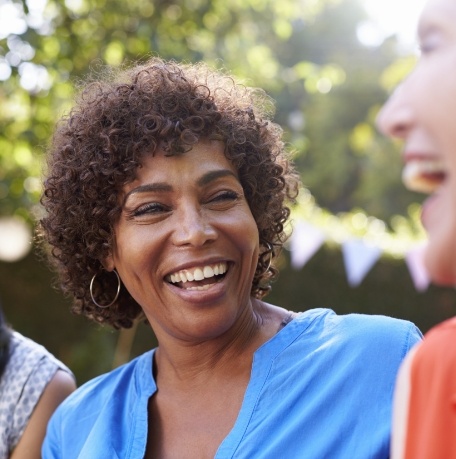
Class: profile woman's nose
376,84,413,140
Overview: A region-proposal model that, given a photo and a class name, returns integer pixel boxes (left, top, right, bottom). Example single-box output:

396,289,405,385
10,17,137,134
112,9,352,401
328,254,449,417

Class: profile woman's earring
89,270,121,309
259,242,273,276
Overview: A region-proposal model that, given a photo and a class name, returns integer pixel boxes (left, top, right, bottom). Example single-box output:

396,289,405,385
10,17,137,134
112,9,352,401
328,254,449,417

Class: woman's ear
103,253,115,272
102,236,116,271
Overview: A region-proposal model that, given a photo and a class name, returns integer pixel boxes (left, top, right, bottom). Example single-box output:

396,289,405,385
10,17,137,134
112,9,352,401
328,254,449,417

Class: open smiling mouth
402,158,447,194
165,262,228,291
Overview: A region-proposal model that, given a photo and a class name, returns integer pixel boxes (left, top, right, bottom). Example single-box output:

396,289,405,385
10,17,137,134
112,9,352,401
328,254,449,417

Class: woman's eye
131,202,169,217
210,190,240,203
419,30,443,55
419,42,435,54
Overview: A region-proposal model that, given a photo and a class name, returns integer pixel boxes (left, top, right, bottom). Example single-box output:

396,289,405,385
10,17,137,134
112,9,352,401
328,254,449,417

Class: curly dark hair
40,58,300,329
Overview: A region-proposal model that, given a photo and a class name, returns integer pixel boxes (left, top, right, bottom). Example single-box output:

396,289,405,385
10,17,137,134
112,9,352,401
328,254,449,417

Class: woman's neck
152,300,289,388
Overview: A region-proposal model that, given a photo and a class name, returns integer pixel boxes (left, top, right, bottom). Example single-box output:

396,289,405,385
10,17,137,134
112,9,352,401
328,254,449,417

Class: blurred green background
1,0,454,385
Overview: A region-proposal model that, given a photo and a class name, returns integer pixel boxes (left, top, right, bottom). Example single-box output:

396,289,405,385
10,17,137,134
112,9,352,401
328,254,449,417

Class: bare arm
10,369,76,459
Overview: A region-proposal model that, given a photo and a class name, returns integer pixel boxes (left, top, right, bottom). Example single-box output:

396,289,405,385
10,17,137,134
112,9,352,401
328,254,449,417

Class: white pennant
342,238,382,287
405,243,430,292
289,221,326,270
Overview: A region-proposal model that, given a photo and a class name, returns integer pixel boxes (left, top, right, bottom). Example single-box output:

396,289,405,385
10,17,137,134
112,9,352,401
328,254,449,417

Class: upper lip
403,151,440,163
402,150,446,170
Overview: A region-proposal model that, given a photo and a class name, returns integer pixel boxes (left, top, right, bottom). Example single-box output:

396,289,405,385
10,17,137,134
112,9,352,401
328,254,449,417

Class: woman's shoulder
2,331,73,391
410,317,456,375
337,309,421,335
43,351,155,457
295,308,422,355
423,316,456,341
56,350,155,416
9,330,51,359
298,307,421,335
8,331,71,371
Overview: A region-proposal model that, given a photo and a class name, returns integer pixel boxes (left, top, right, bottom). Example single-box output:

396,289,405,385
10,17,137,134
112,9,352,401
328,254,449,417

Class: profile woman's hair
0,302,11,378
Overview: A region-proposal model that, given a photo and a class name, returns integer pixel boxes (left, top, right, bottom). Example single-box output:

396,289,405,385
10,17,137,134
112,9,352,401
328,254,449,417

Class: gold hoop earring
89,270,121,309
258,242,273,276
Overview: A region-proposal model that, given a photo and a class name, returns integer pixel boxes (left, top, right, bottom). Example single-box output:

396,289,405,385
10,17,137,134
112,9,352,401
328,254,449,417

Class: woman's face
105,139,260,342
377,0,456,285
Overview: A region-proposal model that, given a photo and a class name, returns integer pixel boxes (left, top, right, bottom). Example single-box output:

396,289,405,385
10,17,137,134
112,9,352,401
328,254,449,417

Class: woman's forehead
125,140,236,187
420,0,456,26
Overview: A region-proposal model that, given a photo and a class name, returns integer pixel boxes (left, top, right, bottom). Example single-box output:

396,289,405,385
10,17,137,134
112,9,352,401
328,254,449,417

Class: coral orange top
392,317,456,459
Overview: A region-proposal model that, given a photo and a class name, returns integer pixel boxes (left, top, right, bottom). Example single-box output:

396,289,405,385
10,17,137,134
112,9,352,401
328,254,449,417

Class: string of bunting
286,190,430,292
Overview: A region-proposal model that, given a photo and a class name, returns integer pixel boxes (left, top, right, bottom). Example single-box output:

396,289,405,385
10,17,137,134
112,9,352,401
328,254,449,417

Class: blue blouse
43,308,422,458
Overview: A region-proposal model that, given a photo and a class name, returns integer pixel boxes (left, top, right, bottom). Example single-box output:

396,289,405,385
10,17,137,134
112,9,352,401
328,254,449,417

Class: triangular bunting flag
405,243,430,292
342,239,382,287
289,221,326,270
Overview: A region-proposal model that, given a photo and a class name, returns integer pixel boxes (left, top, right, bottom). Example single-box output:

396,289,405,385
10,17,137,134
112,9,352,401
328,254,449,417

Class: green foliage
0,0,438,379
0,0,419,226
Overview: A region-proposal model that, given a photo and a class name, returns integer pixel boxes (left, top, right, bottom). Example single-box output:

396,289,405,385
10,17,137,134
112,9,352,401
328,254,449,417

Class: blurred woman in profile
0,303,75,459
377,0,456,457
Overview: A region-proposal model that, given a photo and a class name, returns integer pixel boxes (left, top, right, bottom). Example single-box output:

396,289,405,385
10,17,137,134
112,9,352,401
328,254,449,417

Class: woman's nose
172,206,218,247
376,84,413,140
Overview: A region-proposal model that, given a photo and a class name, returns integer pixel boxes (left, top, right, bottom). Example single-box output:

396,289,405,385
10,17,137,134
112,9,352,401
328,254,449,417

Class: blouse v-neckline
132,312,309,458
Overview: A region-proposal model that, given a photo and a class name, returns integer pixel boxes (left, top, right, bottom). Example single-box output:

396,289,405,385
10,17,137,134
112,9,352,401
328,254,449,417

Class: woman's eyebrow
197,169,237,187
123,183,172,205
122,169,237,205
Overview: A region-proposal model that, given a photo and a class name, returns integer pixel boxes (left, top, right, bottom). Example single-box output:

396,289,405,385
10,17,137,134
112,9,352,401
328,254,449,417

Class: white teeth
203,266,214,277
194,268,204,281
402,159,446,194
167,262,228,285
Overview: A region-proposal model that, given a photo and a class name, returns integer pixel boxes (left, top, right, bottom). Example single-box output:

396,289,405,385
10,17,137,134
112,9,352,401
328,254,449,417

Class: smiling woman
104,141,262,342
377,1,456,457
39,58,421,458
